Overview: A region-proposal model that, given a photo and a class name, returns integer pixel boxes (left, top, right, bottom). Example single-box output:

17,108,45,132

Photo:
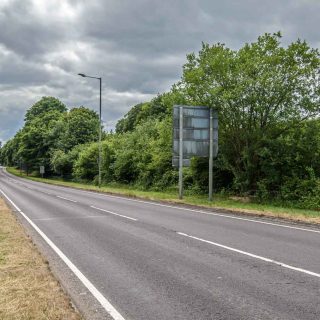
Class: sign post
40,165,45,178
209,108,213,201
179,106,183,199
209,109,219,201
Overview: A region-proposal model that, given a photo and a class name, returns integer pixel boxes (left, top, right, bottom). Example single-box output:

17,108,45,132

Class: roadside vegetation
1,32,320,215
0,197,81,320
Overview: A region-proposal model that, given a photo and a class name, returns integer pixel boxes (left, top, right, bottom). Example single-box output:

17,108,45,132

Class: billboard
172,105,218,167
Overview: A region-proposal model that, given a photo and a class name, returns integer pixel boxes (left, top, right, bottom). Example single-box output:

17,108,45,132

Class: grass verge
6,167,320,224
0,197,82,320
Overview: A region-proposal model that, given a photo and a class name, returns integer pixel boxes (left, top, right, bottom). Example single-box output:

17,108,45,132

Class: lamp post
78,73,102,188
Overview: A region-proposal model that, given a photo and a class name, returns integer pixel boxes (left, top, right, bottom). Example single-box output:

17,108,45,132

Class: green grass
6,167,320,223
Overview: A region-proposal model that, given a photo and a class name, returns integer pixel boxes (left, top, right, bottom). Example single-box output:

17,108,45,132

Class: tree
58,107,100,151
73,143,99,181
24,97,66,123
113,118,175,188
17,98,67,172
179,32,320,192
0,138,14,166
50,145,83,177
115,91,184,133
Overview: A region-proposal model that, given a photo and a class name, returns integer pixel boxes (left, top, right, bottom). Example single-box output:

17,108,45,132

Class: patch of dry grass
0,197,82,320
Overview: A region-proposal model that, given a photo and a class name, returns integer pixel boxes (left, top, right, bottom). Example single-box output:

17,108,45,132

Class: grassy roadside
0,197,82,320
6,167,320,224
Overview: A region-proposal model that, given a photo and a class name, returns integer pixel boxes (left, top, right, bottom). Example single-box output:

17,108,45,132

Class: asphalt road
1,167,320,320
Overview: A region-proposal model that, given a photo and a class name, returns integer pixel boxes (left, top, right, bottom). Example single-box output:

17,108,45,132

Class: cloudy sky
0,0,319,143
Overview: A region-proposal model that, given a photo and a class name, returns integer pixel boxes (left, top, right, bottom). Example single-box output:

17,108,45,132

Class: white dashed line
56,195,77,203
90,205,138,221
177,232,320,279
33,215,108,221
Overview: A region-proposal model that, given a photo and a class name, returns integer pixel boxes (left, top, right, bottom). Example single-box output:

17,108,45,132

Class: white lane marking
90,205,138,221
33,215,108,221
178,232,320,279
4,168,320,234
56,195,77,203
0,188,126,320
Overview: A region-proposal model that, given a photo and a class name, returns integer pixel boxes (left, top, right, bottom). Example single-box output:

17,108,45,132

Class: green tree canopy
115,92,182,133
24,96,67,123
58,106,100,150
179,32,320,191
18,108,65,171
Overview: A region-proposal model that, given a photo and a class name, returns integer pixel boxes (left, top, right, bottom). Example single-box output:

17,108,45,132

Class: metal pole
179,106,183,199
98,78,102,188
209,108,213,201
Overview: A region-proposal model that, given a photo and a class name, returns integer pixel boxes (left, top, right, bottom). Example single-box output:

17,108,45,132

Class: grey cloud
0,0,320,143
0,0,73,59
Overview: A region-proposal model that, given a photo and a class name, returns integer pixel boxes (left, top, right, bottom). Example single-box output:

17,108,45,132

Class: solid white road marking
3,168,320,234
178,232,320,279
0,188,126,320
90,205,138,221
56,195,77,203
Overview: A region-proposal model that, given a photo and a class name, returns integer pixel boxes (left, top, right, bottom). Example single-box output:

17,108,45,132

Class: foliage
73,143,99,181
58,106,100,151
1,98,100,175
18,107,65,171
179,32,320,192
115,91,185,133
72,139,116,183
0,137,21,166
113,118,175,188
24,96,66,124
50,145,83,177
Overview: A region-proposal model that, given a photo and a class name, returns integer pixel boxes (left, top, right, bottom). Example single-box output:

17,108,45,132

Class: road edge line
0,188,126,320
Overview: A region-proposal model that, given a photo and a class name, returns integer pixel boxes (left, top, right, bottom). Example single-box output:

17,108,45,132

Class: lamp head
78,73,86,77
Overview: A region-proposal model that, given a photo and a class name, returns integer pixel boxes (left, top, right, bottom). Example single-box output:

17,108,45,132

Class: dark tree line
0,97,100,176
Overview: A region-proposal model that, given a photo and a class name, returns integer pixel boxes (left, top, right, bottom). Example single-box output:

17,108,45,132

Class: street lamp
78,73,102,188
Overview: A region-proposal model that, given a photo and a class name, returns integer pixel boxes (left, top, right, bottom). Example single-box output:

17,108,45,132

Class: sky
0,0,320,144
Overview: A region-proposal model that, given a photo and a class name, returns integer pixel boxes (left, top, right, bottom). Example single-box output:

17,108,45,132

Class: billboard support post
179,106,183,199
209,108,213,201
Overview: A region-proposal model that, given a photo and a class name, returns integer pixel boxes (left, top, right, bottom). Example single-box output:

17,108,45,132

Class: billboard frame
172,105,218,201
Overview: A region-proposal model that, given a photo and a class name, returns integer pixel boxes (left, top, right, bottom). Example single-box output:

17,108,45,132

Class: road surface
0,167,320,320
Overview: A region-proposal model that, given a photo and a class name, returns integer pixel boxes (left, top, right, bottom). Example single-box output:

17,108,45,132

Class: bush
73,143,99,181
278,168,320,209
